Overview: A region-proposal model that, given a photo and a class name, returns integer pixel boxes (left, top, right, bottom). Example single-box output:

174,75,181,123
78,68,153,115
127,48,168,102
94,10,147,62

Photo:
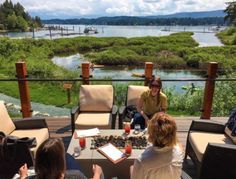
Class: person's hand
141,111,149,121
92,164,103,179
19,163,28,179
130,165,134,178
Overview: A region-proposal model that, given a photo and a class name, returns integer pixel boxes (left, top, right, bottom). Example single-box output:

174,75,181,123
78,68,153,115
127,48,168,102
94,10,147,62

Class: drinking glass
79,136,86,149
125,140,132,155
73,146,80,157
124,122,131,134
134,124,141,134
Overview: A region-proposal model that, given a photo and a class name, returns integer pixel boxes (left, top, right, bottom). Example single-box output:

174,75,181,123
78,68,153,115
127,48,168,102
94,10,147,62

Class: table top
67,129,146,160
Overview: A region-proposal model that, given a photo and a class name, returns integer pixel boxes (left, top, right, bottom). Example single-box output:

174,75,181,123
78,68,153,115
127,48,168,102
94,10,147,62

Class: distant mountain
146,10,225,19
42,10,226,26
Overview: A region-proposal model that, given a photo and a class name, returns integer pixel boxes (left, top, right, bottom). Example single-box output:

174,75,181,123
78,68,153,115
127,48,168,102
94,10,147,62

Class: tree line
43,16,226,26
0,0,42,32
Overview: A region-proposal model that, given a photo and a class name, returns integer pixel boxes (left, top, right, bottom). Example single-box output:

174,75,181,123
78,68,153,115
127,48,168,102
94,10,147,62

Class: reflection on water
52,53,82,69
52,53,205,93
1,25,224,47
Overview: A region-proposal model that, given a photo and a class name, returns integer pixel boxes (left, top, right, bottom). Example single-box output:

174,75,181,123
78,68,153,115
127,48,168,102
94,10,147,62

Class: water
52,53,205,93
0,25,224,47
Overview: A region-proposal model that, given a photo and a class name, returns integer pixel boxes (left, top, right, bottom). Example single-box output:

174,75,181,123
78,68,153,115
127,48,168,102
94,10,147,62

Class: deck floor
45,116,227,179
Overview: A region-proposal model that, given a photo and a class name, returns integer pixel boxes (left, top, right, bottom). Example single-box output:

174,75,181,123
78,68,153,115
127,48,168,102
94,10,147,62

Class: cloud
0,0,229,18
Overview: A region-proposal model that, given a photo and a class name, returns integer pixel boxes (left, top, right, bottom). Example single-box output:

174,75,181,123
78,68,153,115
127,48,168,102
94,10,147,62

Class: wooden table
67,130,145,179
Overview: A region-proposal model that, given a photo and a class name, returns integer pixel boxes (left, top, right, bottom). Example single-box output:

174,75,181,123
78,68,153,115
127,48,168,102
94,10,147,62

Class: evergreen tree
224,1,236,26
0,0,42,31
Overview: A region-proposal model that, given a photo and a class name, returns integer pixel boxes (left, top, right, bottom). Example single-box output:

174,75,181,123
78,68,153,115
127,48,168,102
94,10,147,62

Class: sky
0,0,231,19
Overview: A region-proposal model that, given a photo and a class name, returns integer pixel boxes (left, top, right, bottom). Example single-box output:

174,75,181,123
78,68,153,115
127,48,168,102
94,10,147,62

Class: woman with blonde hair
130,112,183,179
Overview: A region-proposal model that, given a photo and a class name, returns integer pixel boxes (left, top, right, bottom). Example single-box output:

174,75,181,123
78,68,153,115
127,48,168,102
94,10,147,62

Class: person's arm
92,164,103,179
130,160,143,179
19,163,28,179
137,98,150,124
160,94,168,113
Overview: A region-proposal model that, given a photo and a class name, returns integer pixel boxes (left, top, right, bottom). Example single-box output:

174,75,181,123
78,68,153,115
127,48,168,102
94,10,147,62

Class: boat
131,72,145,78
182,83,200,95
84,26,98,34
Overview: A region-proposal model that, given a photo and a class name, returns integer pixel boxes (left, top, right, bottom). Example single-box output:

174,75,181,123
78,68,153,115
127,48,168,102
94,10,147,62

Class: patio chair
118,85,148,129
71,85,118,134
0,138,34,178
185,119,236,179
0,101,50,157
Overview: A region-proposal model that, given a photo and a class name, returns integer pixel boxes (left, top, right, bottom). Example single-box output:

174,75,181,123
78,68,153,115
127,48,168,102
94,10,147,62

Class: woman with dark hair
131,77,168,129
19,138,103,179
130,112,183,179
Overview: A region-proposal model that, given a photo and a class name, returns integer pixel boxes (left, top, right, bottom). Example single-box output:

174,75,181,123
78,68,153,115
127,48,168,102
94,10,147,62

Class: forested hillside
0,0,42,32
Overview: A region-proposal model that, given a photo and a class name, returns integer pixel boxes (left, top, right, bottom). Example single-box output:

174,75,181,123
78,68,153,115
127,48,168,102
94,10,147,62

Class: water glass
73,146,80,157
134,124,141,133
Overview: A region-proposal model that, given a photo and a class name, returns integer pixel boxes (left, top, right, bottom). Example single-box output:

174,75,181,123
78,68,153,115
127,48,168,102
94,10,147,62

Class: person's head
148,112,177,148
35,138,66,179
149,77,162,96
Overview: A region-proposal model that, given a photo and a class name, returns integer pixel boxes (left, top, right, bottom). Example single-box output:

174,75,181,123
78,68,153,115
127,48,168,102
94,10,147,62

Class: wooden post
144,62,154,86
61,27,63,36
49,27,52,39
32,27,35,39
201,62,218,119
63,83,72,103
81,62,90,85
15,61,32,118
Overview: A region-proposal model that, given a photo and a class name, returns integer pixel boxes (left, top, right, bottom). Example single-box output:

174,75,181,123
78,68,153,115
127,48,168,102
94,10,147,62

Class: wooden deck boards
45,116,227,179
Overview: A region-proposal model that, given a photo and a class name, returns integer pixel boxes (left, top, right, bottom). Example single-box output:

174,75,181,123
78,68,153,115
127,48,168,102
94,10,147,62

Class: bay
1,25,224,47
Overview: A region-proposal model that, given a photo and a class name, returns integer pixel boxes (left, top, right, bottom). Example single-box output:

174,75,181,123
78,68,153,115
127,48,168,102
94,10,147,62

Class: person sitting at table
131,77,168,129
130,112,184,179
18,138,103,179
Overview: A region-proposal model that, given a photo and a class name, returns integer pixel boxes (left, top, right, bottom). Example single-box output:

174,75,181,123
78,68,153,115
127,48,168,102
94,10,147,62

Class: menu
75,128,100,138
97,143,127,164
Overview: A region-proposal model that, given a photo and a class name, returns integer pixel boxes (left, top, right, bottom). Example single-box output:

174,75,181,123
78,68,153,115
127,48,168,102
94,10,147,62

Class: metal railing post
15,61,32,118
144,62,154,86
201,62,218,119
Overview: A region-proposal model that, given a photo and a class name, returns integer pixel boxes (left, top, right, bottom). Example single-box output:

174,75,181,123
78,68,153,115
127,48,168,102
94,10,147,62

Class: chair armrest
71,106,80,115
112,105,118,115
181,171,192,179
118,105,126,129
200,142,236,179
13,117,48,129
71,106,80,134
189,120,225,133
118,105,126,115
111,105,118,129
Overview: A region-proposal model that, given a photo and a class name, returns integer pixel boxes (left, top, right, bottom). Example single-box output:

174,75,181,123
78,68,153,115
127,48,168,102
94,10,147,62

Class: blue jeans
131,112,146,129
66,153,82,170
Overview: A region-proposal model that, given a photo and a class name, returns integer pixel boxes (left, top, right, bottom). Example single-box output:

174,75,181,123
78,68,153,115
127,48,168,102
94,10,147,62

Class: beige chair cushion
75,112,111,129
11,128,49,157
225,127,236,144
80,85,113,112
127,85,149,106
0,101,16,135
189,131,233,162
